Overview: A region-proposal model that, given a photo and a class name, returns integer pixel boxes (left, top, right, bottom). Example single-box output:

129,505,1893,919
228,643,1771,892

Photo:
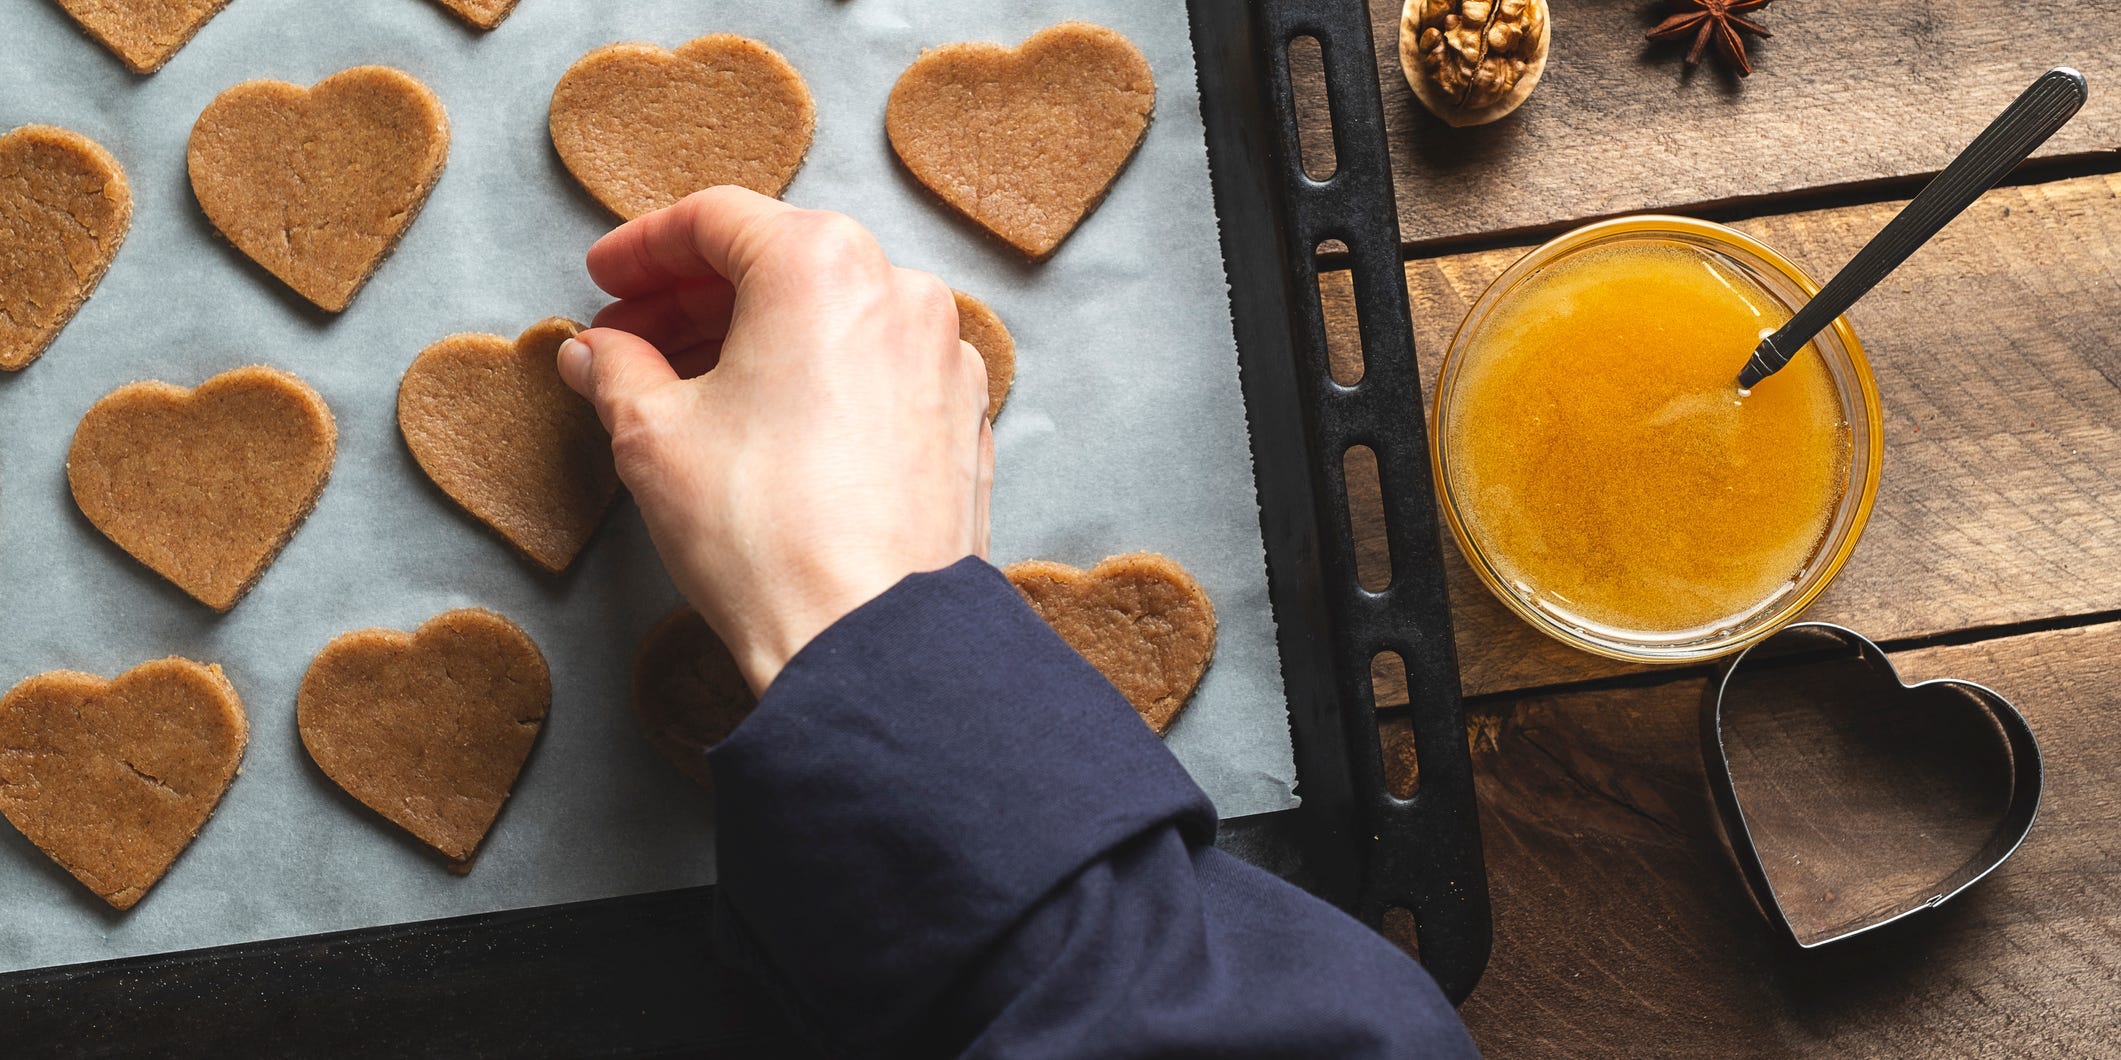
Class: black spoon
1737,67,2089,391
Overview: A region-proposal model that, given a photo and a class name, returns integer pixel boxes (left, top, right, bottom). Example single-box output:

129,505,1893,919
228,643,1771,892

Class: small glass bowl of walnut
1399,0,1551,126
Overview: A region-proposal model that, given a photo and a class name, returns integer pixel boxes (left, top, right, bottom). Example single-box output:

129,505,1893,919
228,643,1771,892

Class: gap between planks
1314,150,2121,270
1396,604,2121,713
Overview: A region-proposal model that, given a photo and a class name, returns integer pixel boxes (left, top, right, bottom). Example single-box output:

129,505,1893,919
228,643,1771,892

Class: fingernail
556,337,592,392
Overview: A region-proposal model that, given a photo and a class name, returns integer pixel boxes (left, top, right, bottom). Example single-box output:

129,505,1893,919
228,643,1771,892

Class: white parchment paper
0,0,1293,973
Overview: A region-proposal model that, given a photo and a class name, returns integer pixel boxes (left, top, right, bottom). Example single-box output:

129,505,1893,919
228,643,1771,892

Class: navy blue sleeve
707,558,1477,1058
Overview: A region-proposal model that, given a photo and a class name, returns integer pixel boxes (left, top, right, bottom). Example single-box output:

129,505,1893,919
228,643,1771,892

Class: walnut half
1399,0,1551,127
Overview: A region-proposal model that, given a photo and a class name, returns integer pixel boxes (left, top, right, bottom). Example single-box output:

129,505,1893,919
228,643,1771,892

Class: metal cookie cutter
1700,622,2043,948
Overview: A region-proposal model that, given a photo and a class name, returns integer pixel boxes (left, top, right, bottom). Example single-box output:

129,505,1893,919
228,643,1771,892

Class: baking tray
0,0,1489,1051
1189,0,1491,1003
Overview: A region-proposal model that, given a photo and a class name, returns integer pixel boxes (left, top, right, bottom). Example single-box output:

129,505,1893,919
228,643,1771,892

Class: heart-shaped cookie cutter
1700,622,2043,948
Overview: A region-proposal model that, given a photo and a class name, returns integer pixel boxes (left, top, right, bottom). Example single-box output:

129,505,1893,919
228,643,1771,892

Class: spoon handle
1738,67,2088,389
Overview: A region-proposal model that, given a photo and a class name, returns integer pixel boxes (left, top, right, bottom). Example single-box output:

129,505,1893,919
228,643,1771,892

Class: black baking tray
1189,0,1490,1004
0,2,1488,1053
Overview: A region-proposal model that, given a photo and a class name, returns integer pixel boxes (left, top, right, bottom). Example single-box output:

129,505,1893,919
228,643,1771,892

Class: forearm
708,559,1473,1057
955,837,1475,1058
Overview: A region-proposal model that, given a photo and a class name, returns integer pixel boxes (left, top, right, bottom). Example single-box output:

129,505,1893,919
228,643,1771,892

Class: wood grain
1376,619,2121,1056
1332,172,2121,698
1291,0,2121,248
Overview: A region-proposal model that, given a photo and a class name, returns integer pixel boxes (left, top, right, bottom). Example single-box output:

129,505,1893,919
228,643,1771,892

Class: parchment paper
0,0,1294,973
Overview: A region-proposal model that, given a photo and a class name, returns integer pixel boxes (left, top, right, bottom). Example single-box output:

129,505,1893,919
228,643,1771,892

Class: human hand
557,187,994,694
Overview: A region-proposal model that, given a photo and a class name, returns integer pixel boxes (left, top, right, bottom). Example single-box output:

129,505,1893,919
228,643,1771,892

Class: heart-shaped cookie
53,0,233,74
1702,623,2043,948
549,34,814,220
0,125,132,372
1004,553,1215,734
887,23,1155,259
187,66,450,312
0,658,246,910
954,290,1016,420
630,605,756,788
428,0,519,31
298,609,550,865
68,365,336,611
398,318,619,573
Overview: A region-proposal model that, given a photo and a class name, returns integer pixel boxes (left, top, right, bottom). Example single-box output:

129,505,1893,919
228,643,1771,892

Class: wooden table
6,6,2112,1056
1295,1,2121,1053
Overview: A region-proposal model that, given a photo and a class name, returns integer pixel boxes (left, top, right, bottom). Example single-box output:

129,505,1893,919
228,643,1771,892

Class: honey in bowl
1441,238,1853,642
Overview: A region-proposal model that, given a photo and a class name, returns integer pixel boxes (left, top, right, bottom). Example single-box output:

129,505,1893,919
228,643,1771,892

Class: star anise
1647,0,1773,77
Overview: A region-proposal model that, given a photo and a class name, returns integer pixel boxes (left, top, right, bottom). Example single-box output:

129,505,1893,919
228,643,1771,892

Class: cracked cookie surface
298,609,550,865
187,66,449,312
0,125,132,372
0,658,247,910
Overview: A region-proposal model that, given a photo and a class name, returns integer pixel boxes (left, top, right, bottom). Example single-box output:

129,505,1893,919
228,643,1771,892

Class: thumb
558,327,681,429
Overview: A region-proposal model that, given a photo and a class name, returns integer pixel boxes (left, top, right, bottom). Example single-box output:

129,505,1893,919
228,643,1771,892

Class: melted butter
1444,240,1852,637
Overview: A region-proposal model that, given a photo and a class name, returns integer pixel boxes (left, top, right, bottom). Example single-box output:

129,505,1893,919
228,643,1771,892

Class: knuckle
896,269,958,334
774,210,879,271
607,421,660,475
901,269,953,309
602,392,668,465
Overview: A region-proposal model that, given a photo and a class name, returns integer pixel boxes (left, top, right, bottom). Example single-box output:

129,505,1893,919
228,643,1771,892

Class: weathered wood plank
1334,172,2121,698
1380,619,2121,1056
1290,0,2121,248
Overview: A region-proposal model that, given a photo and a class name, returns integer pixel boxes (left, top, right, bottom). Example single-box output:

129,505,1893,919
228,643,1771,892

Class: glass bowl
1429,215,1885,663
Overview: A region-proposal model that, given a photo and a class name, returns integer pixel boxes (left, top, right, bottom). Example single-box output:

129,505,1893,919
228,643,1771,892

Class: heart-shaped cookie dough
631,605,756,788
1004,553,1216,734
0,125,132,372
954,290,1016,420
1703,623,2043,947
53,0,233,74
68,365,336,611
887,22,1155,259
428,0,519,30
187,66,450,312
298,609,550,865
0,658,246,910
398,318,619,573
550,34,814,220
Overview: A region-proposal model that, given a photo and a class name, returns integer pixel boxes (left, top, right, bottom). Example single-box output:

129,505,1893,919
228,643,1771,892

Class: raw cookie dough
187,66,450,312
297,609,550,866
630,606,756,788
0,125,131,372
68,365,337,612
887,22,1155,259
54,0,233,74
1004,553,1216,734
954,290,1016,420
0,658,247,910
429,0,520,30
631,548,1213,779
550,34,814,220
398,318,619,573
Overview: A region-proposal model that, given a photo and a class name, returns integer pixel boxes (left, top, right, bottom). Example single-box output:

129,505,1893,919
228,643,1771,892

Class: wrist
710,562,925,696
